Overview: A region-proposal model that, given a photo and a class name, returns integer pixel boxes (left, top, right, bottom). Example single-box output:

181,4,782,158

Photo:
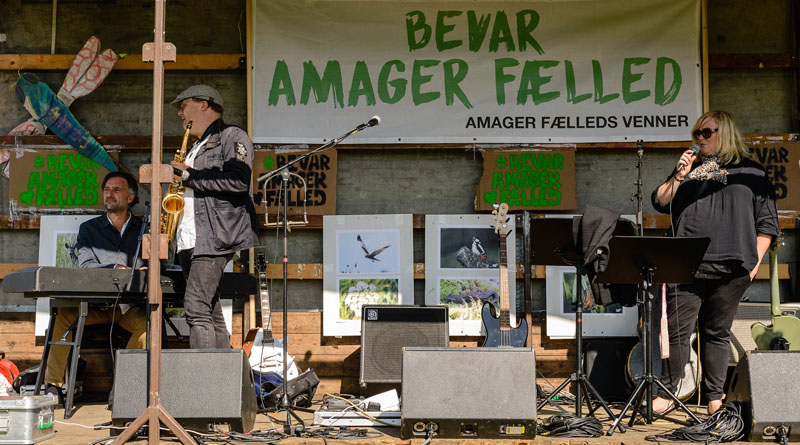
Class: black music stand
597,236,708,435
531,218,620,425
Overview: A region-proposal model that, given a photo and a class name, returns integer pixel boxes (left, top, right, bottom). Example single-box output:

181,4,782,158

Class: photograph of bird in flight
357,234,391,262
337,230,399,275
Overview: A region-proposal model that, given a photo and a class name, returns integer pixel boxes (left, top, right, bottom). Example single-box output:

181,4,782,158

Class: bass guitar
751,233,800,350
481,203,529,347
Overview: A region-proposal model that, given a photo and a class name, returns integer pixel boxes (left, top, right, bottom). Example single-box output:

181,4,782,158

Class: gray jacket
183,120,260,256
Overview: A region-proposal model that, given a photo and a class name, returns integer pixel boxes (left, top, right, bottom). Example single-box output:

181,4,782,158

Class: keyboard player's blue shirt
75,212,145,269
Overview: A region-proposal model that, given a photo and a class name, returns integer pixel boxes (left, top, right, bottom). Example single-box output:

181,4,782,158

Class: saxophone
160,121,192,242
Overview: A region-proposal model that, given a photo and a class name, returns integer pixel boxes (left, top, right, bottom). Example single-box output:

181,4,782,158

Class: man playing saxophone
169,84,260,349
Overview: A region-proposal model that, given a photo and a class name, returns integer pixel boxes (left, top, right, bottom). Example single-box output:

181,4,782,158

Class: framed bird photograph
34,215,95,336
425,214,516,336
439,227,499,269
545,265,638,339
322,214,414,336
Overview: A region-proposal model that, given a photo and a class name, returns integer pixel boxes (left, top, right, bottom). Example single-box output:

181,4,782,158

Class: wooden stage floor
47,400,767,445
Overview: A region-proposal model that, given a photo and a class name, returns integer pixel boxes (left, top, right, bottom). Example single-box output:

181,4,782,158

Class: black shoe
44,384,64,406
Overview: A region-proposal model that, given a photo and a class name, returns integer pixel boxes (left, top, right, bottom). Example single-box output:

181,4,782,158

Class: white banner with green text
252,0,701,143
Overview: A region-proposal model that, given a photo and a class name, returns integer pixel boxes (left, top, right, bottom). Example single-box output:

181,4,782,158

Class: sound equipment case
0,394,57,444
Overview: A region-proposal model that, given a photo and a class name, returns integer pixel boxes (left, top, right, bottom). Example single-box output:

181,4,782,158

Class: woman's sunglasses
692,128,718,139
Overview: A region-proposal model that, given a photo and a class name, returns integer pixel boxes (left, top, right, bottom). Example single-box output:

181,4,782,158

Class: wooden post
112,1,196,444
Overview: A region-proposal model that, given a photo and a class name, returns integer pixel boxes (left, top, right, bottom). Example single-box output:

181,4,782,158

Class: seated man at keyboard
44,171,148,398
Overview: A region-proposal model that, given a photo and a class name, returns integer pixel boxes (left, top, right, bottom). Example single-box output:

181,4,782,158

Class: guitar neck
257,268,273,337
498,236,510,330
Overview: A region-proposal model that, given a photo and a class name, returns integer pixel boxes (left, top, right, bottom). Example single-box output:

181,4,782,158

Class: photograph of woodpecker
439,227,500,269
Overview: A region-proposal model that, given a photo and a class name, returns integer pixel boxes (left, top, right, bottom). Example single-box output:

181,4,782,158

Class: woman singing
651,110,779,415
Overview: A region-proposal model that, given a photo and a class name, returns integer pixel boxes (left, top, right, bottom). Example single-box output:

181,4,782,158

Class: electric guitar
481,203,529,347
243,252,273,355
751,233,800,350
244,252,299,379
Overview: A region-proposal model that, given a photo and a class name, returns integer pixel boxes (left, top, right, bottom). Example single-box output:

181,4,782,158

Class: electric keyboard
2,266,256,300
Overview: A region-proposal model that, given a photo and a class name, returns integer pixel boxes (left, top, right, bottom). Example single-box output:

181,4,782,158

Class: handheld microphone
678,144,700,169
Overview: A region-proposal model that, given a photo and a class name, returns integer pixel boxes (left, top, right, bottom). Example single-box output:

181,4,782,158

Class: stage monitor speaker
111,349,256,434
727,350,800,442
360,305,448,386
401,347,536,439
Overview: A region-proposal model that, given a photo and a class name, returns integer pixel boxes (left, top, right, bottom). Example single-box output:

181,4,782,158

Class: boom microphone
678,144,700,169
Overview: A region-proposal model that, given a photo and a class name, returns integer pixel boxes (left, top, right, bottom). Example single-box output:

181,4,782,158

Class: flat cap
171,84,224,107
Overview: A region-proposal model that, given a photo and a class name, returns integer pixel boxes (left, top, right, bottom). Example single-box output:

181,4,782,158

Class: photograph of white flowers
338,278,399,319
424,214,516,336
322,214,414,336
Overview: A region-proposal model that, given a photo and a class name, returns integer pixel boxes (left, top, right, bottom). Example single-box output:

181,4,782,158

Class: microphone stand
125,201,152,346
256,119,377,434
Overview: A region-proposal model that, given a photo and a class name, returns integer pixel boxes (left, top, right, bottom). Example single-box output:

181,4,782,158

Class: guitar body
750,233,800,350
481,302,529,347
626,332,700,401
751,316,800,350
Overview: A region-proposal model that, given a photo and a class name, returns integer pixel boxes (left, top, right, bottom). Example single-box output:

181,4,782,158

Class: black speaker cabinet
727,350,800,442
111,349,257,433
401,347,536,439
360,305,448,386
584,339,637,403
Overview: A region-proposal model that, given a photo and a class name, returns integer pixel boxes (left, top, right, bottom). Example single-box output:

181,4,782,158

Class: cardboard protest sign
750,142,800,211
252,149,337,216
9,149,116,209
476,148,576,211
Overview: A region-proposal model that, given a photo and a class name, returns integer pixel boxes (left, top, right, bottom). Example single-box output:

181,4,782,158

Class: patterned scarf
687,154,728,184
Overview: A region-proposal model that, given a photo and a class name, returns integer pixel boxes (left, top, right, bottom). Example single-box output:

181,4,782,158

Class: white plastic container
0,394,57,444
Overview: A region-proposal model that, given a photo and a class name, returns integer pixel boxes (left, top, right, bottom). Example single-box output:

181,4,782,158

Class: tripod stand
597,236,708,435
256,117,380,433
531,218,620,427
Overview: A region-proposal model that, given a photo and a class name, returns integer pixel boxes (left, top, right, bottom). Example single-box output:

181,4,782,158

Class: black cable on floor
645,401,745,443
536,413,604,437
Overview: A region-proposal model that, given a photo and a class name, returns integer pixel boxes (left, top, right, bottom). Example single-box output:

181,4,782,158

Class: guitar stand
530,218,621,428
594,236,709,435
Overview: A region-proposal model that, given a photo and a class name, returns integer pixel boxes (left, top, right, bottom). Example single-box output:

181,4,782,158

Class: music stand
597,236,708,435
531,218,620,425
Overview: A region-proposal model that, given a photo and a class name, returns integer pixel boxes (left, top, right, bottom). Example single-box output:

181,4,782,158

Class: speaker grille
112,349,256,433
360,305,448,385
729,351,800,441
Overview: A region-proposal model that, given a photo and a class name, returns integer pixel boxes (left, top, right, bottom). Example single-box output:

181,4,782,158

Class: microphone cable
537,413,604,437
645,401,745,443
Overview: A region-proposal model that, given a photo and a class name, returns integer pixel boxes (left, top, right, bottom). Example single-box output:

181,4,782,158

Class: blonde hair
691,110,750,164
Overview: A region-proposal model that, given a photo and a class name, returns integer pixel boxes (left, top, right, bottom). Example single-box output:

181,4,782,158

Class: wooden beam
709,53,796,69
0,261,788,281
0,54,244,71
6,134,800,151
3,212,800,230
0,263,38,279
